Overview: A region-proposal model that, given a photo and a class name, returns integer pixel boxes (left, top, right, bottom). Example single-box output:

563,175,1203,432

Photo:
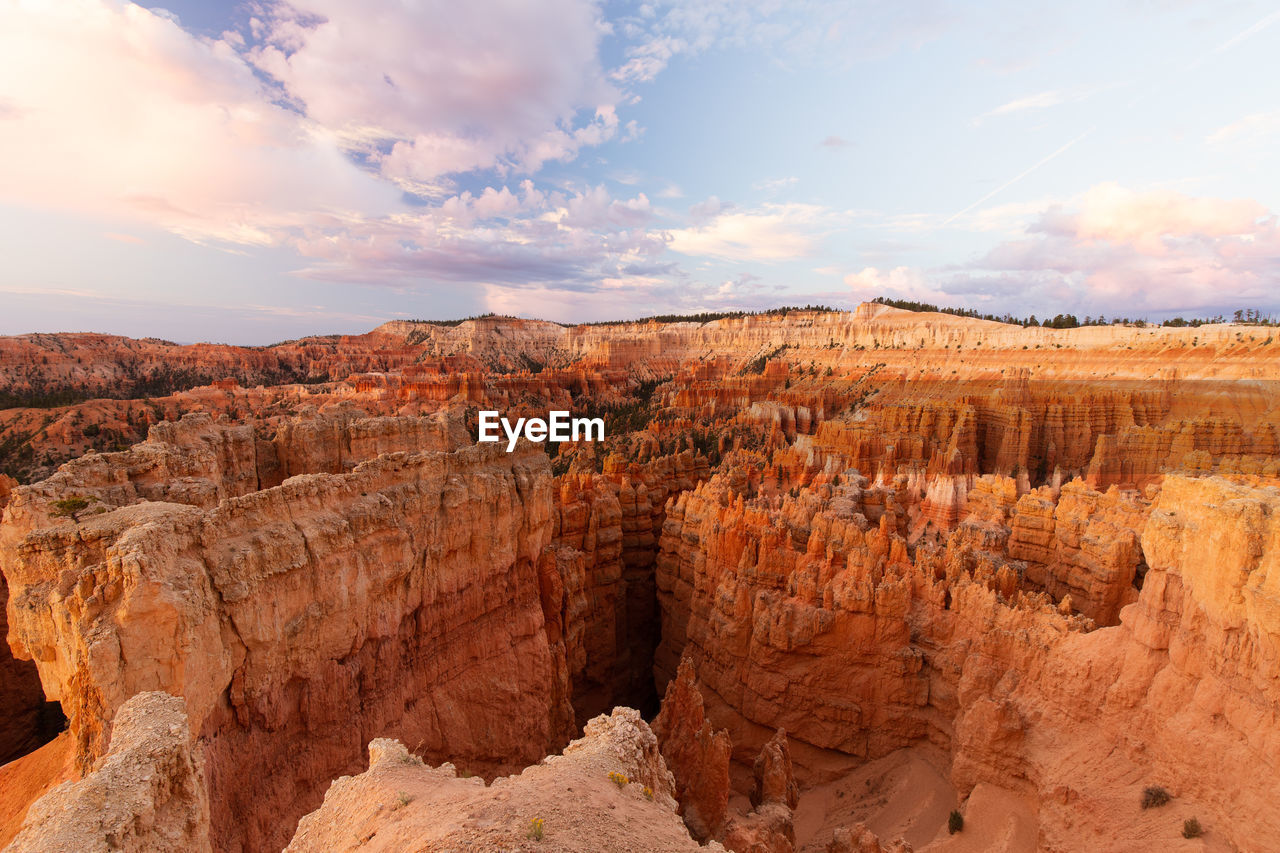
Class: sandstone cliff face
652,657,732,842
0,570,56,767
1,413,572,852
6,691,210,853
285,708,724,853
654,450,1280,849
4,305,1279,852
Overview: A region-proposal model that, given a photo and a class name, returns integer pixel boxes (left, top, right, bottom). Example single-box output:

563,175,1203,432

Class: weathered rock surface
4,305,1279,853
1,413,573,852
652,656,732,841
656,450,1280,849
6,691,210,853
285,708,726,853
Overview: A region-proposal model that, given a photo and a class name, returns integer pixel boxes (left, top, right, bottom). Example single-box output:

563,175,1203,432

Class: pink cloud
247,0,620,189
1040,182,1269,254
957,184,1280,314
0,1,397,243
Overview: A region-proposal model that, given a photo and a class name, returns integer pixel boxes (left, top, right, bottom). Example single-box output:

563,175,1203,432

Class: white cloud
246,0,620,190
1207,111,1280,146
753,176,799,193
844,266,950,303
668,203,836,261
981,89,1067,118
0,1,398,244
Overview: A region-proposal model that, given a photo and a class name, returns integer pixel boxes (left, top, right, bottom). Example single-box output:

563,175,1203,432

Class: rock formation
6,691,210,853
285,708,725,853
2,411,574,851
651,656,732,841
2,304,1278,852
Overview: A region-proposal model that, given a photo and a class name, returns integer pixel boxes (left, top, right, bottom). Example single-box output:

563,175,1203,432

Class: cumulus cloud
957,183,1280,314
0,0,398,243
668,203,836,261
841,185,1280,318
244,0,620,191
0,0,676,299
1041,183,1267,253
287,183,667,290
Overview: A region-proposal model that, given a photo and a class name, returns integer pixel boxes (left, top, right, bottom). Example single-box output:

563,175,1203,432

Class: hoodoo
1,306,1278,851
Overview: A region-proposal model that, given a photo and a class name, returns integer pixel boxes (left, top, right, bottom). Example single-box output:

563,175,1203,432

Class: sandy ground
788,746,1236,853
0,733,74,849
793,748,959,851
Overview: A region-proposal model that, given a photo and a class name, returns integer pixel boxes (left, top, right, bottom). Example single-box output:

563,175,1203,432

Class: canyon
0,303,1277,851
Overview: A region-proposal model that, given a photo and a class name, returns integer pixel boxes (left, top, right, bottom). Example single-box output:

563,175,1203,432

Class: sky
1,0,1279,344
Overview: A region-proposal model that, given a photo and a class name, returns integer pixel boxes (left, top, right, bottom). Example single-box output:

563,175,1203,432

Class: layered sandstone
4,304,1280,853
1,412,572,852
654,449,1280,849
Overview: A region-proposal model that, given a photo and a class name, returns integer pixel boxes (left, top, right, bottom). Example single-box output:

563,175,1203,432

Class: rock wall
654,455,1280,849
6,692,211,853
1,415,572,852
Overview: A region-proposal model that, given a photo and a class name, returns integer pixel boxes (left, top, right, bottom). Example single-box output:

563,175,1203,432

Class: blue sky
1,0,1278,343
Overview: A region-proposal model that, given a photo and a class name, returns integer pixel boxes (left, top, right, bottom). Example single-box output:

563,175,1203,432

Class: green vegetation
49,496,94,521
740,345,789,375
1182,818,1203,839
574,305,839,327
608,771,629,789
404,312,499,328
527,817,545,841
948,810,964,834
872,296,1278,329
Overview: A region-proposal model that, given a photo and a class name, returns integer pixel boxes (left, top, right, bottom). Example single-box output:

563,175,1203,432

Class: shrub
527,817,545,841
395,791,412,808
1182,818,1203,839
608,771,629,789
49,496,93,521
948,810,963,834
642,786,654,801
1141,786,1170,809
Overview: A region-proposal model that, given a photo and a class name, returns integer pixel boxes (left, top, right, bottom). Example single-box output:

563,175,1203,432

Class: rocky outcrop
0,571,56,766
652,657,732,841
1006,481,1147,624
4,306,1280,852
722,729,800,853
285,708,725,853
656,448,1280,849
1,417,572,852
6,692,210,853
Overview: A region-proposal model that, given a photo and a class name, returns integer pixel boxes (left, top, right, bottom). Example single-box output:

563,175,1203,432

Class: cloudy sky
1,0,1278,343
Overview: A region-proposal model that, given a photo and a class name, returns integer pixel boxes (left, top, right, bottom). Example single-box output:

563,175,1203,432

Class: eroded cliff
2,304,1278,853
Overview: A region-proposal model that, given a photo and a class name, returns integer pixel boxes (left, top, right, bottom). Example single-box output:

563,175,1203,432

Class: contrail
942,127,1095,226
1189,9,1280,70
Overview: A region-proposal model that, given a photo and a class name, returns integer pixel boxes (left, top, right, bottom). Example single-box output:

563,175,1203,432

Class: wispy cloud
752,176,798,193
942,128,1094,225
979,89,1069,119
1188,9,1280,70
1207,111,1280,146
973,84,1115,124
